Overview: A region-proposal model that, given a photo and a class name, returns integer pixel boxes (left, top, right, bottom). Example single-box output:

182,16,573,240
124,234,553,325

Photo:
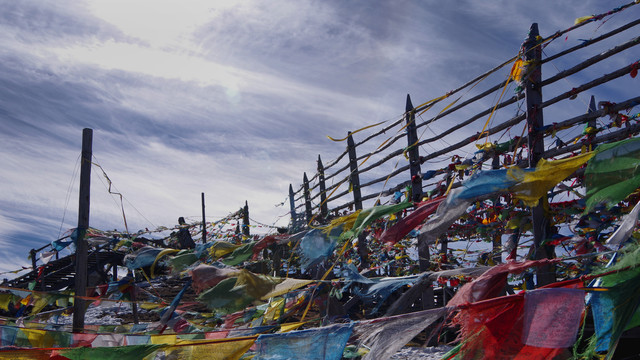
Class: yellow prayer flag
165,337,256,360
574,15,594,25
0,293,12,311
280,322,305,332
260,278,314,300
151,334,178,345
23,328,54,348
509,152,594,207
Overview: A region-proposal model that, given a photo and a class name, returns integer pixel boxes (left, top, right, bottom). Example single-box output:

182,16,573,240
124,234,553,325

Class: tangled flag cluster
1,131,640,359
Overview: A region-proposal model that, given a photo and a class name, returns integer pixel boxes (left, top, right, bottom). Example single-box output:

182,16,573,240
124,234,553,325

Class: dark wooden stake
201,192,207,243
524,23,555,286
347,132,363,211
405,94,423,203
30,249,37,271
492,153,502,264
303,172,313,225
317,155,328,222
242,200,250,237
587,95,597,146
347,132,368,266
73,128,92,333
288,184,297,232
417,232,435,309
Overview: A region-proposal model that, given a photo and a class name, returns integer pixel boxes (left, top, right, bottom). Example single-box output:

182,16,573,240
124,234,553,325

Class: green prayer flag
222,242,256,266
585,138,640,211
197,278,254,314
58,344,164,360
340,202,412,240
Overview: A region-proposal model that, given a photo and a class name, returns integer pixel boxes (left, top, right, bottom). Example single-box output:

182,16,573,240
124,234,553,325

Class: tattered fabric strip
260,278,314,300
451,293,568,360
56,344,164,360
253,323,353,360
509,152,594,207
298,229,339,269
340,202,412,241
585,137,640,211
522,288,585,348
605,198,640,247
161,337,256,360
378,197,444,245
448,258,558,306
353,307,449,360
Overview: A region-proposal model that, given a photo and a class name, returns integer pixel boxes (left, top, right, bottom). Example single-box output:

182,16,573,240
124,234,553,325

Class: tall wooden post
347,132,363,211
317,155,328,222
587,96,597,147
347,132,367,267
405,95,423,203
30,249,37,271
242,200,250,237
303,172,313,225
289,184,297,233
492,153,502,264
524,24,554,286
73,128,92,333
417,232,434,309
201,192,207,243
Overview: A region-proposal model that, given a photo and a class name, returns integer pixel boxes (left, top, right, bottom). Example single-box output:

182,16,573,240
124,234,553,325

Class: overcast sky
1,0,638,275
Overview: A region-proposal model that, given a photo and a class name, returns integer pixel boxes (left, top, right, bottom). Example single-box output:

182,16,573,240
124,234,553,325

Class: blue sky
1,0,638,275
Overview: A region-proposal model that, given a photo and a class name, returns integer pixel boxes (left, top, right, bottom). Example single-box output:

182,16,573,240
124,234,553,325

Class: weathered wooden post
405,94,423,203
73,128,92,333
347,132,363,211
347,132,368,267
242,200,250,237
524,23,555,286
201,192,207,243
492,152,502,265
30,249,37,271
587,95,597,147
317,155,329,222
303,172,313,225
288,184,297,233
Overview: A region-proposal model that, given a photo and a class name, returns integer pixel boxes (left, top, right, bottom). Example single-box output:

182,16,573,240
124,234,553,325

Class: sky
1,0,638,276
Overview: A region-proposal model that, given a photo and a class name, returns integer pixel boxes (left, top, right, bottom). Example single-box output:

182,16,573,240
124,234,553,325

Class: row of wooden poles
286,19,640,284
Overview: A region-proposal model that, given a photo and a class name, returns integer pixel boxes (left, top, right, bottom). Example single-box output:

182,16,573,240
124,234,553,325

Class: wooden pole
317,155,328,222
347,132,363,211
288,184,297,233
405,94,423,203
242,200,250,237
201,192,207,243
492,153,502,264
73,128,92,333
303,172,313,226
30,249,37,271
347,132,367,266
524,24,554,286
417,232,434,309
587,95,597,147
